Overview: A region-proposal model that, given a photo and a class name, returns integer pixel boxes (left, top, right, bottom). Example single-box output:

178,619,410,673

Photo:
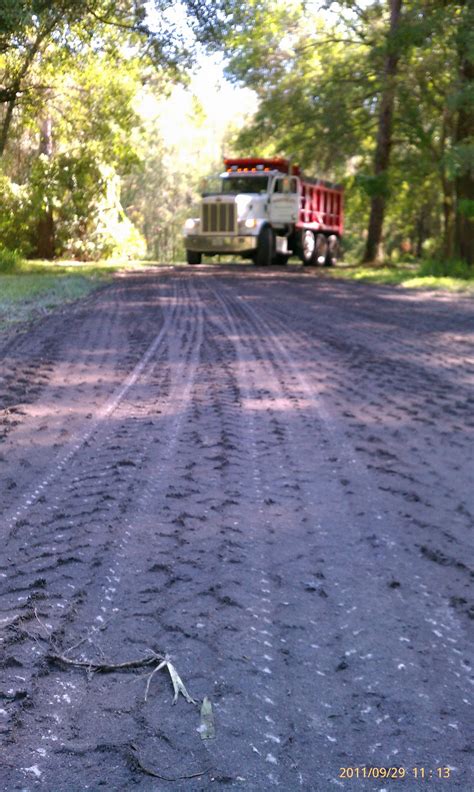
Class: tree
452,0,474,265
362,0,403,263
0,0,190,157
193,0,473,265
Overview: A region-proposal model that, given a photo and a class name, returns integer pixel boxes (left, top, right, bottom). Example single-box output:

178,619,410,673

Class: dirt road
1,267,473,791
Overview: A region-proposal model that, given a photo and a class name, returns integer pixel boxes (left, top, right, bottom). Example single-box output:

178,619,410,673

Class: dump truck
183,156,344,266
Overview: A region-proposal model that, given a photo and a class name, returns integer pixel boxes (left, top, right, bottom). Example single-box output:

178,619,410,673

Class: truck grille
202,202,236,234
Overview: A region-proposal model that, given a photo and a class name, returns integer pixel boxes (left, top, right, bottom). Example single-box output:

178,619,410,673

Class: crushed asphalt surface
0,266,473,791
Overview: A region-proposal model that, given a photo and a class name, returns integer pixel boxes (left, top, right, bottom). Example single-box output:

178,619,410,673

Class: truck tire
186,250,202,265
325,235,340,267
300,229,316,265
254,226,274,267
315,234,328,265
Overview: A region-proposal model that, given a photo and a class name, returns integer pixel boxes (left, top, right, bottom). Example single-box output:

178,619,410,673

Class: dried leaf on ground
199,696,215,740
167,659,197,705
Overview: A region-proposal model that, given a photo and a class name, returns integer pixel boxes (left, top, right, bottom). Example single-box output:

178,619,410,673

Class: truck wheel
325,235,340,267
186,250,202,265
300,229,316,265
254,226,274,267
315,234,328,265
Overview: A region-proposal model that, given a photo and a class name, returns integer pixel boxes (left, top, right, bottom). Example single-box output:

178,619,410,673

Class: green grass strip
328,262,474,293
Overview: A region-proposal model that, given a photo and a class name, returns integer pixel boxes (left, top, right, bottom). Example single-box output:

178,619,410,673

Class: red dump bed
298,180,344,236
224,157,344,236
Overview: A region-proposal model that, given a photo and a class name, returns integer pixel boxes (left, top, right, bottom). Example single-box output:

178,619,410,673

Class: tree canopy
1,0,473,265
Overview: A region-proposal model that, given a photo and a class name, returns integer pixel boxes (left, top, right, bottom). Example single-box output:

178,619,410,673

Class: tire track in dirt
1,283,179,538
0,276,205,785
230,274,474,570
206,273,473,790
256,281,474,610
204,281,299,787
0,276,174,523
1,269,472,790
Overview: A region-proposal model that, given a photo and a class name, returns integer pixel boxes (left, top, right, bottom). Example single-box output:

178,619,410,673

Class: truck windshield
201,175,269,196
221,176,269,194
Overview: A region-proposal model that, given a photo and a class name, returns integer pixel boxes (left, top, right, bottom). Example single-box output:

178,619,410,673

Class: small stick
47,652,164,672
34,607,52,637
48,651,196,705
130,744,209,781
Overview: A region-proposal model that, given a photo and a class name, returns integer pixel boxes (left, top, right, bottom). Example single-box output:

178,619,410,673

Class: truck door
269,176,300,226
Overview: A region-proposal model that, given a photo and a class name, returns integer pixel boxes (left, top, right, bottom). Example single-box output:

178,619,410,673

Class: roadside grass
0,258,151,330
329,260,474,293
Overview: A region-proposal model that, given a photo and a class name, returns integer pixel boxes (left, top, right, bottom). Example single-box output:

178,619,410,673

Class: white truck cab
184,168,300,266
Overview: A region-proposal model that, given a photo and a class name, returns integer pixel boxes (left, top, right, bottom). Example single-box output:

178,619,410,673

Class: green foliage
204,0,473,266
417,258,474,280
443,141,474,180
0,172,30,253
0,0,205,261
355,173,390,199
0,33,151,258
0,246,23,272
458,199,474,219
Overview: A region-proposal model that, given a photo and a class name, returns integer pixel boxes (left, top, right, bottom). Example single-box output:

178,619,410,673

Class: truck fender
252,218,270,237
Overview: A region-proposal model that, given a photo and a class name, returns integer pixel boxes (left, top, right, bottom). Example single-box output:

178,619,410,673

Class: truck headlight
184,218,197,230
244,218,257,229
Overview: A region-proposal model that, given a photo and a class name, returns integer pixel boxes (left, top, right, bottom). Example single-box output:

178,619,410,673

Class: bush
0,247,23,273
417,258,474,279
0,173,31,255
27,154,146,261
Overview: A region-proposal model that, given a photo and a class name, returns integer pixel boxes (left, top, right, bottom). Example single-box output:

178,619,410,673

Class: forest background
0,0,473,271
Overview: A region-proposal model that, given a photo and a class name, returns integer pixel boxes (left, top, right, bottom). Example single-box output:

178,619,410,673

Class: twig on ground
47,650,163,672
34,607,52,637
130,744,209,781
48,650,197,705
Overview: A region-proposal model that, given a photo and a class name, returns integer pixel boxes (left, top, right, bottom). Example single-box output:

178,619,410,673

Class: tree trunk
454,3,474,266
0,92,18,157
441,173,456,260
362,0,403,264
36,213,56,260
415,206,427,259
36,117,55,260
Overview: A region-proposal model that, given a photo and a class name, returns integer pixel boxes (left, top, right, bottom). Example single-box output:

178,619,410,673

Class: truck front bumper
185,234,258,254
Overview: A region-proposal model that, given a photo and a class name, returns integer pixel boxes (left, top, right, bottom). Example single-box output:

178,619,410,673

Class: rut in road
0,267,473,791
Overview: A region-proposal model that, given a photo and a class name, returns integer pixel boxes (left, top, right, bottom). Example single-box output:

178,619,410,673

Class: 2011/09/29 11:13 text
339,766,452,780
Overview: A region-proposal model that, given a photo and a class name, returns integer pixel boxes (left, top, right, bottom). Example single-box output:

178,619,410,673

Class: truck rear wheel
254,226,274,267
300,229,316,265
315,234,328,265
186,250,202,265
325,235,340,267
